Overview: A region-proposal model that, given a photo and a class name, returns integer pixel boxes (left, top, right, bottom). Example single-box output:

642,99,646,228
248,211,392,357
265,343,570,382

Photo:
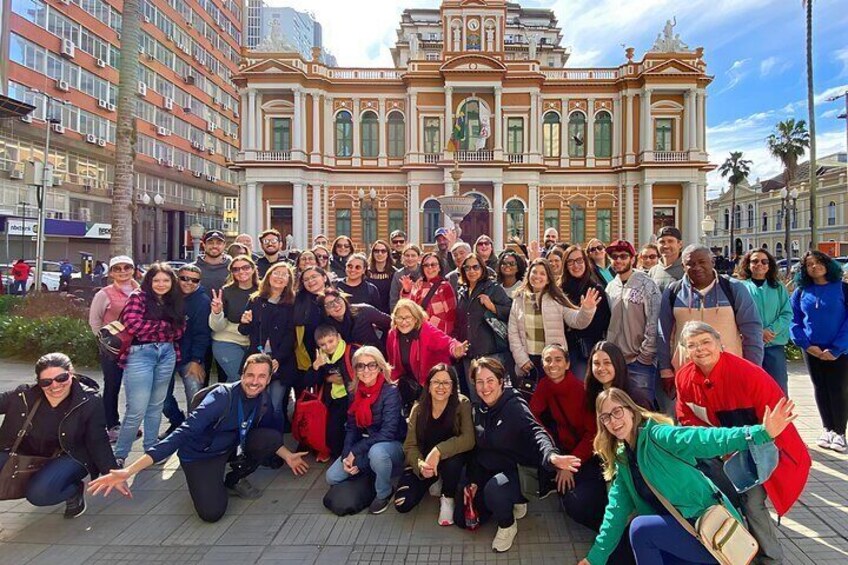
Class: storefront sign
83,223,112,239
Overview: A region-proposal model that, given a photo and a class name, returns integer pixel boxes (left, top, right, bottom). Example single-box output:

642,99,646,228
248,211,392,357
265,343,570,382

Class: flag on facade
448,111,466,152
475,104,490,151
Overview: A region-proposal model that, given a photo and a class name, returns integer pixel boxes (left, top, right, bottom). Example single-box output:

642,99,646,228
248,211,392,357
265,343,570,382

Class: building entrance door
459,193,490,244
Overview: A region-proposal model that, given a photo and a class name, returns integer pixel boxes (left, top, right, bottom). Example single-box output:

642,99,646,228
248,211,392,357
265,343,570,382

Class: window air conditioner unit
86,133,97,144
97,99,108,109
138,82,147,96
56,79,70,92
156,158,166,166
205,174,215,182
53,177,63,187
176,165,185,172
97,138,106,147
52,123,65,134
183,75,195,85
20,114,32,123
207,147,215,155
191,141,202,150
59,0,70,4
79,207,91,222
164,98,174,111
106,103,116,112
96,59,106,68
165,160,174,168
10,169,24,180
157,126,170,136
192,171,202,178
136,193,145,202
143,15,151,24
61,39,75,59
206,122,216,133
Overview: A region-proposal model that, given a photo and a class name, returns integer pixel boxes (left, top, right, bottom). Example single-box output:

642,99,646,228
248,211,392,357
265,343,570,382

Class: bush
0,315,98,367
10,292,89,321
0,295,18,315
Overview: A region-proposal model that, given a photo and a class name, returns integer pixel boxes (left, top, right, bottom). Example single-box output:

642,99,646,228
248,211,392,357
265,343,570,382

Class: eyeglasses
231,264,253,273
749,259,769,265
501,261,517,267
261,238,280,245
430,380,453,389
565,257,585,267
314,254,329,261
610,253,632,261
477,241,492,247
178,275,201,284
641,254,659,260
598,406,626,425
685,338,715,352
462,264,482,272
269,271,289,279
392,239,406,245
325,297,344,309
346,264,364,271
395,314,415,323
111,265,133,272
422,261,440,268
37,371,72,388
354,361,379,373
372,249,388,255
587,245,605,254
302,274,324,284
336,243,352,250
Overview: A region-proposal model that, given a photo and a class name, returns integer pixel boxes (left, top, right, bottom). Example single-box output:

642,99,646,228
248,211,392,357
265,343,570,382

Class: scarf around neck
348,376,384,428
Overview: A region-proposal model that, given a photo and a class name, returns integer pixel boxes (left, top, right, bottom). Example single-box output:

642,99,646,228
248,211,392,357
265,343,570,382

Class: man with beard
194,230,231,297
256,229,284,278
389,230,407,270
648,226,685,292
434,228,457,272
541,227,559,257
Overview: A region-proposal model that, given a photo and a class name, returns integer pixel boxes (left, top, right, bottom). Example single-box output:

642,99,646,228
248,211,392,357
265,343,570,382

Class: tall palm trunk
111,2,142,257
729,182,737,259
806,0,818,247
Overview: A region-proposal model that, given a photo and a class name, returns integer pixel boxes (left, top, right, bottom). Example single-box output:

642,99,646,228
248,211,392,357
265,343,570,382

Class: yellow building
232,0,713,251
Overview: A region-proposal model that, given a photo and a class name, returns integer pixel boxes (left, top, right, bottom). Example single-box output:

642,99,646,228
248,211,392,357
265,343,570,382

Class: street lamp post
780,186,799,278
358,187,378,250
189,223,205,260
700,215,716,246
825,91,848,174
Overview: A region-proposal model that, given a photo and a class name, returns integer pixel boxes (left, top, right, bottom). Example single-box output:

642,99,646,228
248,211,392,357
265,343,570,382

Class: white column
312,184,322,240
683,90,694,151
409,92,419,155
293,89,303,156
311,92,321,162
323,184,330,236
698,91,707,151
493,181,504,251
625,184,635,242
641,88,653,154
352,98,361,159
444,87,453,149
529,92,538,155
494,86,503,152
624,93,634,159
528,183,539,243
301,185,310,245
639,182,654,245
324,96,334,160
684,181,700,243
612,97,621,164
408,183,420,244
586,97,595,162
292,182,305,246
255,93,263,150
378,98,387,160
245,182,257,236
697,183,706,232
238,183,248,233
240,93,249,149
247,90,256,150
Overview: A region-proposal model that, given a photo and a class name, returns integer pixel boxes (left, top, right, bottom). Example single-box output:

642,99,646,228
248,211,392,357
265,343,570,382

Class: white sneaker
513,502,528,520
817,429,833,449
429,478,443,497
492,521,518,553
438,495,455,526
830,433,848,454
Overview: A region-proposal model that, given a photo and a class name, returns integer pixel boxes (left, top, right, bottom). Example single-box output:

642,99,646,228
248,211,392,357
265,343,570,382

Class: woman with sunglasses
735,249,792,393
474,235,499,272
586,238,615,285
114,263,185,466
366,239,396,314
312,245,332,277
497,251,527,298
578,388,796,565
400,251,457,335
324,346,406,515
394,364,474,526
330,236,355,280
0,353,118,518
238,262,298,426
209,255,259,383
337,253,381,306
561,245,612,380
320,288,391,351
88,255,140,442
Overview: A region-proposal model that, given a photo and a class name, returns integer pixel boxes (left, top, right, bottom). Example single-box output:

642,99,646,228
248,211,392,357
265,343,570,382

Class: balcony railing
543,69,619,80
256,151,291,161
326,69,402,80
423,153,442,164
455,150,493,162
507,153,525,164
652,151,689,163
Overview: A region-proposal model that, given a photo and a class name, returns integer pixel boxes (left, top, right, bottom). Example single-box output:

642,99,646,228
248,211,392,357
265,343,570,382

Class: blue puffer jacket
342,383,406,467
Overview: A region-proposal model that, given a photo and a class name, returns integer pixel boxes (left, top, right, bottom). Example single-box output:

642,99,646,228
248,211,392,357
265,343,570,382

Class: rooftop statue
650,17,692,53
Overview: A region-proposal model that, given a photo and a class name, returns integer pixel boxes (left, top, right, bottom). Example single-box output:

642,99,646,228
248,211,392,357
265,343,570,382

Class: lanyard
236,396,257,455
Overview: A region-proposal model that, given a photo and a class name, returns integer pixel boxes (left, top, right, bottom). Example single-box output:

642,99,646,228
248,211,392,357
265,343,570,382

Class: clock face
467,19,479,31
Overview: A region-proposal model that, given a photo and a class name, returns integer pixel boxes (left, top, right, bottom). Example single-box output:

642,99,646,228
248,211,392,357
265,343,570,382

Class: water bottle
464,485,480,530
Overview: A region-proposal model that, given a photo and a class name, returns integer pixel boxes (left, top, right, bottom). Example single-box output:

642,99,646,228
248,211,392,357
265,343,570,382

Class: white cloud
759,56,791,77
717,59,750,94
836,47,848,78
814,84,848,105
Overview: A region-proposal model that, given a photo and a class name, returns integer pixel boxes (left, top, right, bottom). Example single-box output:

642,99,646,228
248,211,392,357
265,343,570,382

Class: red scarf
348,377,384,428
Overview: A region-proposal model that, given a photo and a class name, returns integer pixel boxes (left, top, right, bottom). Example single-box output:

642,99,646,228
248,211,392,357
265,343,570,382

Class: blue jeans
267,380,288,432
13,280,26,296
0,453,87,506
325,441,403,499
212,341,247,383
630,514,717,564
762,345,788,394
163,363,205,427
627,361,658,409
114,342,177,459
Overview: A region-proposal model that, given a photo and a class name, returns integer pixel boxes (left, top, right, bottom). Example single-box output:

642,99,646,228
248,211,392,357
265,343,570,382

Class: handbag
0,398,57,501
643,472,758,565
97,320,133,359
291,387,331,461
483,310,509,351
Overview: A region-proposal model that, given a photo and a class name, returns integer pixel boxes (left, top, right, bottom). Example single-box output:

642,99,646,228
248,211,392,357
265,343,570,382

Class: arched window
542,112,560,157
387,111,405,158
568,112,586,157
594,111,612,158
455,99,489,151
775,242,783,258
723,208,730,230
747,204,754,228
733,205,742,230
360,111,379,158
335,111,353,157
423,200,442,244
762,211,768,232
828,201,837,226
505,200,526,239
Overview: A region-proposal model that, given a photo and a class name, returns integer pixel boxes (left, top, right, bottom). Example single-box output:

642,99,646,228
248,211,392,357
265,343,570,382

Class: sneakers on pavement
369,495,391,515
64,485,86,519
817,429,833,449
492,521,518,553
830,433,848,454
227,478,262,500
438,495,455,526
513,502,528,520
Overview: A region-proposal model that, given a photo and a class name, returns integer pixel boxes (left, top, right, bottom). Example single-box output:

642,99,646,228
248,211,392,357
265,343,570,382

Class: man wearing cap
389,230,407,270
434,227,456,272
193,230,231,297
256,229,284,279
649,226,685,293
604,240,662,408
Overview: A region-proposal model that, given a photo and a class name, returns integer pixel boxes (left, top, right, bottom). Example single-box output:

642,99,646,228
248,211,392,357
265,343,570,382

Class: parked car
0,261,82,292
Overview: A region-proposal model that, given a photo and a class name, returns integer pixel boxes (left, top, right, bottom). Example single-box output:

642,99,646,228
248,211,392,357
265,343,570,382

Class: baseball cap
605,240,637,257
203,229,226,242
109,255,134,269
390,229,407,240
657,226,683,240
434,227,450,238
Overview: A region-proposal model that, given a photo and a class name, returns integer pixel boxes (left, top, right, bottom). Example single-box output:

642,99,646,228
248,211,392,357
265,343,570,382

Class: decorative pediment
643,58,701,76
460,0,490,6
440,54,507,74
238,58,305,76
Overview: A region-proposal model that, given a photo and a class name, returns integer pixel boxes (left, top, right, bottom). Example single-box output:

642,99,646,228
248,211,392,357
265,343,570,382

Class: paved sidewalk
1,358,847,564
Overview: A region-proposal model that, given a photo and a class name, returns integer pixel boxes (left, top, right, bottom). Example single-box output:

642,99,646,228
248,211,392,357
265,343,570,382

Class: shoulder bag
0,398,58,500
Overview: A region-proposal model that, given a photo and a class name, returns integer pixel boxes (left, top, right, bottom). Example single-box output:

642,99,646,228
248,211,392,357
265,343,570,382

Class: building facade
234,0,713,251
0,0,242,264
704,153,848,259
245,3,336,66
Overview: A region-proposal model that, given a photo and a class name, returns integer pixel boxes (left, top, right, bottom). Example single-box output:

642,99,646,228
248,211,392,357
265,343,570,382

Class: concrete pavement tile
266,464,325,490
326,514,367,545
147,490,197,515
315,546,354,564
21,544,100,565
203,545,264,563
290,485,330,514
162,513,238,545
9,514,140,546
107,514,190,546
517,542,581,564
96,489,173,515
0,542,48,565
0,512,48,542
352,511,414,545
128,468,187,491
241,488,306,515
779,507,838,538
270,514,339,545
786,536,848,561
215,513,287,546
258,545,320,564
86,545,208,563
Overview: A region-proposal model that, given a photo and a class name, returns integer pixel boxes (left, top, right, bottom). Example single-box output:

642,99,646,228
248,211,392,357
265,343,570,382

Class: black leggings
394,454,465,513
99,348,123,429
559,457,609,532
180,428,284,522
805,352,848,435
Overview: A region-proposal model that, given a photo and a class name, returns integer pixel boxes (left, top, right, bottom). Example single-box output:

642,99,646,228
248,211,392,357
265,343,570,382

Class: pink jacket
386,322,460,385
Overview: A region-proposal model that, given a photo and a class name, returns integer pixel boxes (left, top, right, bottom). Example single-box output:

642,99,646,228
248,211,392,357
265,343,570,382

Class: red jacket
11,262,30,282
675,352,810,516
386,322,459,385
529,371,597,463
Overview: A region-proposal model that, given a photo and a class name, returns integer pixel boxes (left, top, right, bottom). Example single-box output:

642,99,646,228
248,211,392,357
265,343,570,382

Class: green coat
587,419,772,565
740,279,792,346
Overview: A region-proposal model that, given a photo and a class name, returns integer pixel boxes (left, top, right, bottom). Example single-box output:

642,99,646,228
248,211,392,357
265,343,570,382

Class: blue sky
270,0,847,195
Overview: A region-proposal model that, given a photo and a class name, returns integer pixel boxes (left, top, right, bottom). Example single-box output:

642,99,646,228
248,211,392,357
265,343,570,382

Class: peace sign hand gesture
210,289,223,315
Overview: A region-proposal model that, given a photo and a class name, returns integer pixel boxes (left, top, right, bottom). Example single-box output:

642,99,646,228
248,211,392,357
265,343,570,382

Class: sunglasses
38,371,73,388
477,241,492,247
610,253,632,261
261,238,280,245
462,264,482,272
392,239,406,245
372,249,388,255
587,246,605,253
641,254,659,260
749,259,769,265
336,243,352,249
422,262,440,268
314,254,329,261
501,260,517,267
346,264,364,271
231,264,254,273
111,265,133,272
178,275,201,283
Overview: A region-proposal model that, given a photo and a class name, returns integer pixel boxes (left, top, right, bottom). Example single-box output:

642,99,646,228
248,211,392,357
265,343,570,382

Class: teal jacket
740,279,792,346
587,419,772,565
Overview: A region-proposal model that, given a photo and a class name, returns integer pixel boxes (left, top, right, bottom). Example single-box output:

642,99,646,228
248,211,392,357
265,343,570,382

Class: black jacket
238,296,297,385
0,376,116,478
455,279,512,357
324,303,391,352
562,278,611,353
329,255,348,280
337,279,381,307
470,388,558,484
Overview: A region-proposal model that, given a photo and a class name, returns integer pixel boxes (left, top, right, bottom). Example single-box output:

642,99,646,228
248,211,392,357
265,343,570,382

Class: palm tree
718,151,752,260
110,3,142,257
804,0,818,246
767,118,810,270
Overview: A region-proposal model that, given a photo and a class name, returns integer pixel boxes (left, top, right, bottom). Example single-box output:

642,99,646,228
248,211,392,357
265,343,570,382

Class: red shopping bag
291,387,331,461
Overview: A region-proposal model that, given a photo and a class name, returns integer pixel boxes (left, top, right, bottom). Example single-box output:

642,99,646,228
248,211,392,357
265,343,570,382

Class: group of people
3,222,844,563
